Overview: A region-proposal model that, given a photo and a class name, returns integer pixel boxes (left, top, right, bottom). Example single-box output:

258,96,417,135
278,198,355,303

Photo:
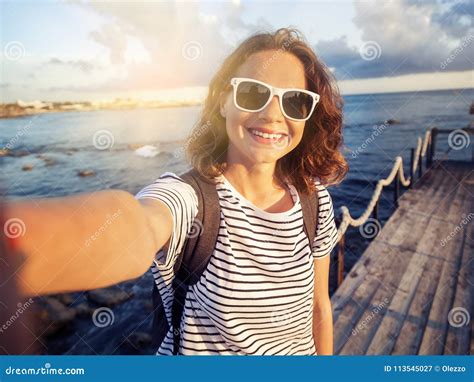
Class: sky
0,0,473,102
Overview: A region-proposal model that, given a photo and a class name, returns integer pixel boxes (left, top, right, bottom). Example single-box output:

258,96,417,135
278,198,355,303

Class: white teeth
250,129,285,140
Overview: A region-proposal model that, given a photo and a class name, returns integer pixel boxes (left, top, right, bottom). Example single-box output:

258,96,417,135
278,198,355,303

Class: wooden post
337,233,345,288
373,200,379,221
429,128,438,166
418,149,423,178
471,131,474,163
394,174,400,207
426,140,431,168
410,148,415,188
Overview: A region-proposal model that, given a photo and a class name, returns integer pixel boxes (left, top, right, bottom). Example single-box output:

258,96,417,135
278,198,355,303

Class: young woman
5,28,347,355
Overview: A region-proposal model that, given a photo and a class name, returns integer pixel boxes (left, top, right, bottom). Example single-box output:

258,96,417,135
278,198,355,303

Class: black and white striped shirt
135,172,338,355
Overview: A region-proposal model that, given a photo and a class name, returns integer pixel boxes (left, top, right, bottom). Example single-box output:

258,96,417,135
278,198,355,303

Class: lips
246,127,289,146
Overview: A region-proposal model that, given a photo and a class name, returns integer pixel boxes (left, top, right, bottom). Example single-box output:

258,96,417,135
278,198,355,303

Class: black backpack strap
299,188,319,250
177,169,221,283
170,168,221,355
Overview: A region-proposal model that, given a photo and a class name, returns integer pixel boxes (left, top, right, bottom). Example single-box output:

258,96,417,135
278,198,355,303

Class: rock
74,302,94,317
34,296,76,337
0,149,10,157
43,158,56,166
125,332,152,348
54,293,74,306
385,119,401,125
40,296,76,322
9,149,29,157
78,169,95,177
470,102,474,115
22,164,33,171
86,285,134,307
66,151,75,156
128,143,144,150
37,155,56,166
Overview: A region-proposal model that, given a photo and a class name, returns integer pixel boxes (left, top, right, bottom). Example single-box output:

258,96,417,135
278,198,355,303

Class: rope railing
332,126,473,289
333,129,433,289
337,130,432,240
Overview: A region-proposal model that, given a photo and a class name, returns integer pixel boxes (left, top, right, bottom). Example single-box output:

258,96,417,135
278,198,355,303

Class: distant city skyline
1,0,473,103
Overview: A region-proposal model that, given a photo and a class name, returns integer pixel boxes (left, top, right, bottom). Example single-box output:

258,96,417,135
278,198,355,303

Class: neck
222,159,286,203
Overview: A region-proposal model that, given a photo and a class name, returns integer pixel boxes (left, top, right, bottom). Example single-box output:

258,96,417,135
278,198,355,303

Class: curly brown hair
185,27,348,194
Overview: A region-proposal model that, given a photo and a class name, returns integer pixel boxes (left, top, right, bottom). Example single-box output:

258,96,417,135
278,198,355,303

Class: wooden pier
331,159,473,355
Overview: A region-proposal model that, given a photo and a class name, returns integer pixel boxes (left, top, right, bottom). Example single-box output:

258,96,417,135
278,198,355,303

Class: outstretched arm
3,189,172,296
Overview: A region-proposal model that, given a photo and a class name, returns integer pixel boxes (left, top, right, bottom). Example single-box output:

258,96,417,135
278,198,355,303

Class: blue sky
0,0,472,102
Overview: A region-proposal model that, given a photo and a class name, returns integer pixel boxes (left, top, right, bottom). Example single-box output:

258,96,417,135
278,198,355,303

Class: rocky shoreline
30,271,156,355
0,99,202,119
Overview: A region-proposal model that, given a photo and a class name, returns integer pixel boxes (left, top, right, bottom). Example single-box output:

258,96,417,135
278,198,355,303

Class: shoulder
134,171,198,205
142,171,194,189
313,180,334,212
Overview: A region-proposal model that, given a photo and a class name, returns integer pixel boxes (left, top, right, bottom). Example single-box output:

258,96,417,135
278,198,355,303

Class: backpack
151,168,319,354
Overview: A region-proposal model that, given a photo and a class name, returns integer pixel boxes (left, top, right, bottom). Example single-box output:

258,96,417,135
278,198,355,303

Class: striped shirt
134,172,338,355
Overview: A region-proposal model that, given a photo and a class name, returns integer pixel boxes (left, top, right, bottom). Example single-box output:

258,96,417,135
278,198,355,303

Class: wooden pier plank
417,164,473,354
331,161,473,355
444,217,473,355
331,163,449,322
367,172,468,355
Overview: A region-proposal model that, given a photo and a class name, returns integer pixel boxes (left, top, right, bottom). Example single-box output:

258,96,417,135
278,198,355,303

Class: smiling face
220,50,308,169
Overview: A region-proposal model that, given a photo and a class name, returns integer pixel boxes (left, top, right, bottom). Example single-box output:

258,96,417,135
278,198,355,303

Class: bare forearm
313,298,334,355
4,190,156,296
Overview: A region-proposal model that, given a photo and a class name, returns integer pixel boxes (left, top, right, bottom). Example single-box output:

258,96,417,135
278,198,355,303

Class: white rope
337,130,431,240
411,130,431,177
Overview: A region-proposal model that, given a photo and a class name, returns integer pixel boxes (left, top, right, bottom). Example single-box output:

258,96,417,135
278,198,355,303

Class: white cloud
77,0,255,90
89,23,128,65
316,0,473,79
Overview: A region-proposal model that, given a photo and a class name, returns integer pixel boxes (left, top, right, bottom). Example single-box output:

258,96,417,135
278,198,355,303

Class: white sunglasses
230,77,320,121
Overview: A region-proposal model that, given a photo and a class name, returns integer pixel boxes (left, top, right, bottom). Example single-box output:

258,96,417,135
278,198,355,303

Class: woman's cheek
288,126,305,151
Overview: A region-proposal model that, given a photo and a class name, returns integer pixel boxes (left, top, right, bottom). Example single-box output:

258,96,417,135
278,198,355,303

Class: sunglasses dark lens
236,81,271,111
282,91,314,120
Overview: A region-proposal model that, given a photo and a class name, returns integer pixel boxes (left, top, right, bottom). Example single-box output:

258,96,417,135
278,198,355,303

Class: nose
258,95,284,122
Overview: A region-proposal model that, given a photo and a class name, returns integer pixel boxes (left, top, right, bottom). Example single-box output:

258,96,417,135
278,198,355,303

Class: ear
219,91,228,118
